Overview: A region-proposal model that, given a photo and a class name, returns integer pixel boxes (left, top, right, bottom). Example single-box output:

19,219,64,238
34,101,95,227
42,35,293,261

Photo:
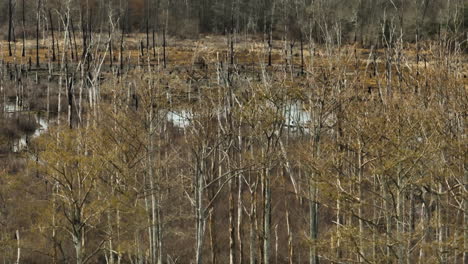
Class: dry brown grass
0,34,466,93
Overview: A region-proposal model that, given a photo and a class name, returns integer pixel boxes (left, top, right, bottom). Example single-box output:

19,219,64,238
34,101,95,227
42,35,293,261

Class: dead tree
163,28,167,68
36,0,41,66
8,0,14,57
49,10,56,62
22,0,26,57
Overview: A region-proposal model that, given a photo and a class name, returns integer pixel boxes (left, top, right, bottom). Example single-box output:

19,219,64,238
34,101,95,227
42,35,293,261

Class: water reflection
284,102,311,133
167,110,192,128
4,103,49,152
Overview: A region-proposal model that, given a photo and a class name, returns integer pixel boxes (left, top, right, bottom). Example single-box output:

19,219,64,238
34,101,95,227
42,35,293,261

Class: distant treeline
0,0,467,45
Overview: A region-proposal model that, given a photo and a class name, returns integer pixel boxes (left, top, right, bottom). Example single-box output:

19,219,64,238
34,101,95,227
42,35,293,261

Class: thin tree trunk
119,20,124,71
230,33,234,65
162,28,167,69
109,24,113,68
22,0,25,57
66,58,73,128
15,230,20,264
146,0,150,54
71,18,78,62
309,99,321,264
237,120,244,264
152,28,156,59
195,149,206,264
268,30,272,66
229,177,236,264
263,165,271,264
384,178,391,263
286,209,293,264
36,0,41,66
49,10,56,62
357,141,364,262
249,213,256,264
147,93,158,264
464,158,468,264
309,183,319,264
237,176,243,264
209,208,217,264
8,0,13,57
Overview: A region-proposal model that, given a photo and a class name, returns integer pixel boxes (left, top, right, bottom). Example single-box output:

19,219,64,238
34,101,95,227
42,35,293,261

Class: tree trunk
163,28,167,69
36,0,41,66
464,166,468,264
66,59,73,128
268,30,272,66
15,230,20,264
286,209,293,264
237,176,244,264
8,0,14,57
74,233,84,264
357,141,364,262
209,209,217,264
22,0,25,57
72,206,84,264
263,168,271,264
70,18,78,62
309,101,321,264
309,183,319,264
229,177,236,264
49,10,56,62
195,151,206,264
249,213,256,264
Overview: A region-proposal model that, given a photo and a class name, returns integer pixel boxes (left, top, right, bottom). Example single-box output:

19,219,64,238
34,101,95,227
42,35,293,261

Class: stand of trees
0,0,466,264
1,0,467,44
